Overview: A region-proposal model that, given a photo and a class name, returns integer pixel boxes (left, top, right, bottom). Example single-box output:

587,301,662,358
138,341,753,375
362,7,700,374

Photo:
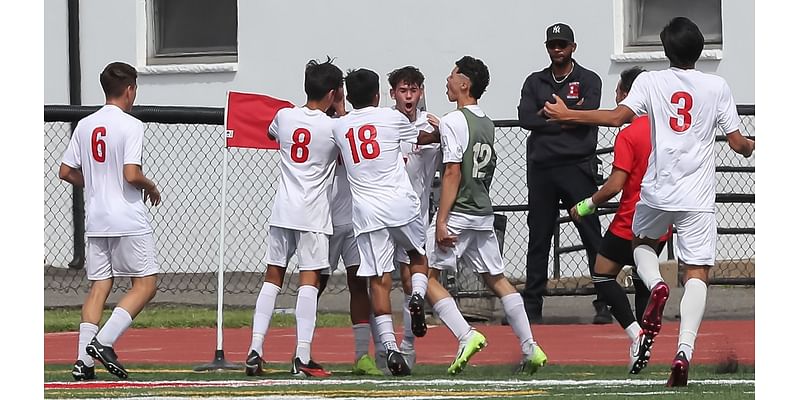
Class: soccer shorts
324,224,359,275
86,233,159,281
599,230,667,267
356,218,426,278
426,223,505,276
632,202,716,266
264,226,330,271
394,213,429,265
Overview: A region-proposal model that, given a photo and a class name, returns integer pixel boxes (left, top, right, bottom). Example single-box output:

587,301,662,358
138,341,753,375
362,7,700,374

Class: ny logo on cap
552,25,561,33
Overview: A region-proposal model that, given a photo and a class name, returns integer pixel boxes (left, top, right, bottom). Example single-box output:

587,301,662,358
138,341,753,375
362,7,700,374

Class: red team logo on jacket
567,82,580,99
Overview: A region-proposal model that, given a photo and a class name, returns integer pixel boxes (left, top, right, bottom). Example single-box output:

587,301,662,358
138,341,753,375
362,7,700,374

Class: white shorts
632,202,716,266
324,224,360,275
394,214,429,265
426,223,505,275
264,226,330,271
86,234,159,281
356,219,426,278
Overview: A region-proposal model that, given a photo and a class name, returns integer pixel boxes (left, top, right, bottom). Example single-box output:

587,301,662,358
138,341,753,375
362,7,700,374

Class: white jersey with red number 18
620,68,740,212
61,104,152,237
267,106,338,234
333,106,421,236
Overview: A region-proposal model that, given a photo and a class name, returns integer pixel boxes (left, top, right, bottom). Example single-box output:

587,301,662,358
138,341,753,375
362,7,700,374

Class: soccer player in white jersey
244,59,343,378
332,68,438,376
544,17,754,387
59,62,161,381
388,66,442,368
427,56,548,375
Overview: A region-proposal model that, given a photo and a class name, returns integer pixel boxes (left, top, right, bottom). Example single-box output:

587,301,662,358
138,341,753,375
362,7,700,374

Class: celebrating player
244,58,343,378
568,66,671,375
59,62,161,381
332,68,438,376
428,56,548,375
544,17,754,386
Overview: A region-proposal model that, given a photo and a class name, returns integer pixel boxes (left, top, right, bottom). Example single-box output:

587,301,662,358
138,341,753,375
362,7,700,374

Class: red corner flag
224,91,294,149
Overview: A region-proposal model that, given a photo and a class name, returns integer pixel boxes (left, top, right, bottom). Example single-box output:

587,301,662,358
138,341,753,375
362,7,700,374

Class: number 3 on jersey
345,125,381,164
472,143,492,178
291,128,311,163
92,126,107,163
670,91,693,133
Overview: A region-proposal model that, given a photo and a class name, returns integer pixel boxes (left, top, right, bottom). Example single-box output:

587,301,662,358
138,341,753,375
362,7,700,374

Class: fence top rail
44,104,754,126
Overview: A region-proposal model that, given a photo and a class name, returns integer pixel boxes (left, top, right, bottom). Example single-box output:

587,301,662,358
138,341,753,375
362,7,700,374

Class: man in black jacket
517,23,611,324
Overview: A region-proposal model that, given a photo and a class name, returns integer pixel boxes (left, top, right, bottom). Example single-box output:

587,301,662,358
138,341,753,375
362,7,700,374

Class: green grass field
44,363,754,399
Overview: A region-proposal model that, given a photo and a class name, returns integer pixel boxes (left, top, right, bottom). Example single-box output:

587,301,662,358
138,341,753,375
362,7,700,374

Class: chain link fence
44,105,755,300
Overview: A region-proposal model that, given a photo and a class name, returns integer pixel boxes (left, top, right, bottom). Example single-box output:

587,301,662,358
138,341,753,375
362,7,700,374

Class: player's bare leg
74,279,113,380
666,265,709,387
483,273,546,373
406,251,429,337
245,265,286,376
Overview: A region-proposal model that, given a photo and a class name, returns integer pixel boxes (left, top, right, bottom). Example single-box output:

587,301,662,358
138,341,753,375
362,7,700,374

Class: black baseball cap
545,23,574,43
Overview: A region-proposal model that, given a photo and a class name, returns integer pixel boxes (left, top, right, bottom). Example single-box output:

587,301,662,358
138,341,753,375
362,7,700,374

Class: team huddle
59,17,753,387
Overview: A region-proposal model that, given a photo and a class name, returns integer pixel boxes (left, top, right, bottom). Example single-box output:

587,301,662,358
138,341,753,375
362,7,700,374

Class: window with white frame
148,0,238,65
624,0,721,52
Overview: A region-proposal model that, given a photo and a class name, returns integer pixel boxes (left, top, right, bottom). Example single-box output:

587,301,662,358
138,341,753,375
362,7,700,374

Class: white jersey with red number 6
332,106,421,236
267,106,338,234
61,104,152,237
620,68,740,212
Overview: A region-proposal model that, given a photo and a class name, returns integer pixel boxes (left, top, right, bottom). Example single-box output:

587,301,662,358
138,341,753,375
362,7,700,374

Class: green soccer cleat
352,354,384,376
516,345,548,374
447,330,487,375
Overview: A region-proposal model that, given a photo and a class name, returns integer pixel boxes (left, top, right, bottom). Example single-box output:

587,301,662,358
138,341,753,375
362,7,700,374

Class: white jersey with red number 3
620,68,740,212
61,105,152,237
332,106,421,236
267,106,338,234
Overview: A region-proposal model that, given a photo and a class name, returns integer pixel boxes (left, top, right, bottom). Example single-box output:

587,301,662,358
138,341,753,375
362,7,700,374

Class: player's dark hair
455,56,490,99
660,17,704,67
345,68,379,109
100,62,137,98
619,66,646,93
305,57,344,101
388,66,425,89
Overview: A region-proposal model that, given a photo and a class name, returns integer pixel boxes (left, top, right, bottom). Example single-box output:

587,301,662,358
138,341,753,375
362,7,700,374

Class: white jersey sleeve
123,122,144,166
716,81,740,134
439,111,468,163
619,72,650,117
62,125,82,168
268,111,280,141
393,110,419,143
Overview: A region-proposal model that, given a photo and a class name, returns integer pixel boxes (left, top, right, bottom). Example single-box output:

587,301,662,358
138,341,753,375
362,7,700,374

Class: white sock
411,273,428,297
295,285,318,364
249,282,281,355
78,322,98,366
96,307,132,347
432,297,471,342
625,321,642,342
353,323,371,360
633,245,664,290
678,278,707,363
374,314,398,352
500,293,535,354
369,313,385,356
402,294,415,345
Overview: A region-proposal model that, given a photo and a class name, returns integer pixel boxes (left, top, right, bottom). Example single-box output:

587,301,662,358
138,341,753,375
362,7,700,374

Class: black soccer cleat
245,350,264,376
71,360,96,381
86,337,128,379
386,349,411,376
408,293,427,337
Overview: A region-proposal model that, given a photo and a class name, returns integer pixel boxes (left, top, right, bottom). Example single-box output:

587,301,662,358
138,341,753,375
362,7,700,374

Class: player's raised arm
544,94,635,128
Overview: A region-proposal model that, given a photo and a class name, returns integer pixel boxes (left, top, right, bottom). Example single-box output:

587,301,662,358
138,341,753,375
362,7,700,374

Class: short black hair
619,66,646,93
100,62,137,98
345,68,379,109
660,17,704,67
455,56,490,99
305,57,344,101
388,66,425,89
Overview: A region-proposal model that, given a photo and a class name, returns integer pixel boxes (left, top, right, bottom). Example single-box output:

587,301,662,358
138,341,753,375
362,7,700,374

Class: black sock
593,274,636,329
632,277,651,323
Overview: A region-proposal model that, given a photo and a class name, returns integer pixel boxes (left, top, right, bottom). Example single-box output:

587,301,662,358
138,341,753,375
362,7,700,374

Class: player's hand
544,94,569,121
569,205,582,222
427,114,440,129
436,222,457,249
144,185,161,206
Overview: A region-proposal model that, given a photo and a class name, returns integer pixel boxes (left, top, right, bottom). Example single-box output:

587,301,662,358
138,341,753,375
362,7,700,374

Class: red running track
45,320,753,366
